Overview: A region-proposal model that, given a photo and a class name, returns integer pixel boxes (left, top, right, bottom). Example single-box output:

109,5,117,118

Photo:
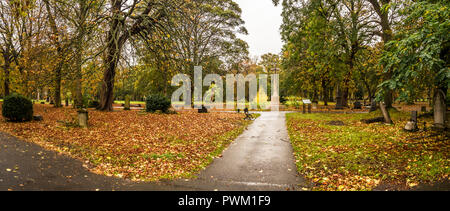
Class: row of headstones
301,99,368,112
404,108,448,132
299,99,372,111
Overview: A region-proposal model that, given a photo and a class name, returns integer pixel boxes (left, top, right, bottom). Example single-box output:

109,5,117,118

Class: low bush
2,93,33,122
146,94,171,113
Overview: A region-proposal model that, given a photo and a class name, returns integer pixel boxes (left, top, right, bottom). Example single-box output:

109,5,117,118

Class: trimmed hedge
2,93,33,122
146,94,171,113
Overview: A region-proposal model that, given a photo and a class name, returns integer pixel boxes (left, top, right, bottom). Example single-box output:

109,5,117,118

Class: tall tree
98,0,177,111
260,53,280,74
379,0,449,128
367,0,403,108
0,0,43,97
275,0,375,107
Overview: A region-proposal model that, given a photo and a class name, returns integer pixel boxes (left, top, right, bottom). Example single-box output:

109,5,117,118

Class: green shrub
88,100,100,108
146,94,171,113
2,93,33,122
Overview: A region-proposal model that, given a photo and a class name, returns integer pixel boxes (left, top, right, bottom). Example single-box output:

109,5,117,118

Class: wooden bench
243,108,255,120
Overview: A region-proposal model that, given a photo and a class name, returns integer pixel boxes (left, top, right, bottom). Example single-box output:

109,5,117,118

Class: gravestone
404,111,418,132
446,112,450,129
77,109,89,128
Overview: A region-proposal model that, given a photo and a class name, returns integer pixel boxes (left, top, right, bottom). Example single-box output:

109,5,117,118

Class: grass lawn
286,110,449,191
113,100,145,105
0,104,253,181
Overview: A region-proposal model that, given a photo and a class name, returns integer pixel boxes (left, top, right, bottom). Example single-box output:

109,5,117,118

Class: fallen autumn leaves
287,110,449,191
0,104,251,181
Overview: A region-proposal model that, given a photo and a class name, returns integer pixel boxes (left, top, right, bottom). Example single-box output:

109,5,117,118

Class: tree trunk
369,0,394,108
342,87,349,108
98,0,126,111
335,86,342,109
74,65,83,109
44,0,63,108
74,0,88,110
99,44,123,111
383,85,394,108
54,64,62,107
336,84,349,109
3,57,10,97
380,102,393,124
322,80,328,106
362,80,373,103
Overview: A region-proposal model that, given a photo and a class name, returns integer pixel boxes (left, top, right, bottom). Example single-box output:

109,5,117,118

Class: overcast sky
234,0,283,59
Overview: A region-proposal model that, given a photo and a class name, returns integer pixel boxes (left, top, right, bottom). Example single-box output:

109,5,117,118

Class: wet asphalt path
167,111,308,190
0,112,307,191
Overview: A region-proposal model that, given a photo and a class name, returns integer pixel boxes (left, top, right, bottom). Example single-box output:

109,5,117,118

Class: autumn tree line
0,0,249,111
274,0,449,127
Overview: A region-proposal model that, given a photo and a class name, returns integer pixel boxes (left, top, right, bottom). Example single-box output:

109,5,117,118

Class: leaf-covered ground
286,110,449,191
0,104,252,181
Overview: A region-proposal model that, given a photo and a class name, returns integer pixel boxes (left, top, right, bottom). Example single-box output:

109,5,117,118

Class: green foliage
87,100,100,109
277,0,372,101
146,94,171,113
2,93,33,122
378,0,450,102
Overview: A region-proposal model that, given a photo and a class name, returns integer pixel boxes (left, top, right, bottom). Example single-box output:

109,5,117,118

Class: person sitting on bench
244,108,255,120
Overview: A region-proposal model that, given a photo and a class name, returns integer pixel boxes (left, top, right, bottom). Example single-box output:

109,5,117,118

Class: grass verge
286,110,449,190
